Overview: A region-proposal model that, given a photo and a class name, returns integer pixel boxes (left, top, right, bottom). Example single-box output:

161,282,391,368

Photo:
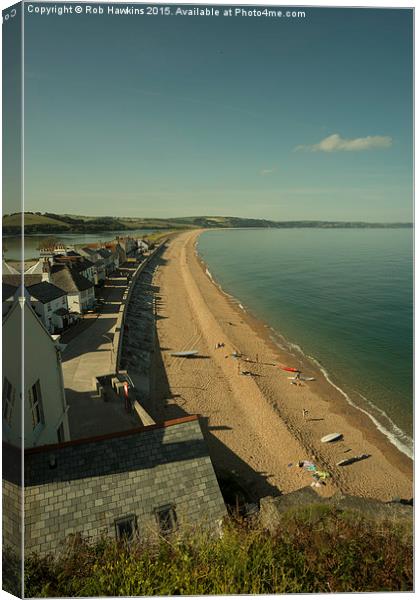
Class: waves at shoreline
199,247,413,462
268,327,413,461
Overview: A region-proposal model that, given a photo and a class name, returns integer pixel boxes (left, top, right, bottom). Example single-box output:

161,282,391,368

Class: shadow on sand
149,318,280,506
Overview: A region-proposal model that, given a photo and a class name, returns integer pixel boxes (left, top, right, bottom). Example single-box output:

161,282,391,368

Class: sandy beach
148,230,412,503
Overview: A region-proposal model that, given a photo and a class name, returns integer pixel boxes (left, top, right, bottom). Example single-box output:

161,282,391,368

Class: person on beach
291,370,303,386
302,408,309,420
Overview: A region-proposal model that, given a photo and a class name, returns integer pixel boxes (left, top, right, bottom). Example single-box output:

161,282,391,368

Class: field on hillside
3,213,70,229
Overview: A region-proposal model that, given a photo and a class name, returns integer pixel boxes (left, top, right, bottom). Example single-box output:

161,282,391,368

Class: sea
197,228,413,459
3,230,154,261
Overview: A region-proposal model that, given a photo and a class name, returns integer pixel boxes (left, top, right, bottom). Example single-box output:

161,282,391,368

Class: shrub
24,507,413,596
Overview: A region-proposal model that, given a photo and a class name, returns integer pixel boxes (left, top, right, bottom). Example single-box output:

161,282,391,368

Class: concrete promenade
61,266,140,439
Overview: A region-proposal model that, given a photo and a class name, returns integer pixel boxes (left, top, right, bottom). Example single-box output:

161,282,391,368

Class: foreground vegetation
22,507,412,596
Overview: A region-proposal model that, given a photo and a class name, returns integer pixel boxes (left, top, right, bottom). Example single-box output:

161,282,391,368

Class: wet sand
150,230,412,502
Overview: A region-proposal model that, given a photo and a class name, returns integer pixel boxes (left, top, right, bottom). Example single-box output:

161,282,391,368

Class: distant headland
2,212,413,235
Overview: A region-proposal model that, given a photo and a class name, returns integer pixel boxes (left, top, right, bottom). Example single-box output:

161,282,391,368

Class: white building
118,236,137,256
23,255,95,314
54,255,95,285
2,298,70,447
105,241,126,266
137,240,150,255
26,281,70,333
97,248,114,274
30,249,96,286
49,264,95,314
78,247,107,285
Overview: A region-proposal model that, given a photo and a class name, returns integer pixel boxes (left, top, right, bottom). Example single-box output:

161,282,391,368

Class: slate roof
79,248,107,266
54,257,94,272
69,259,94,272
80,247,97,257
26,281,67,304
2,274,42,287
23,416,227,555
50,265,93,293
98,248,112,259
2,283,18,302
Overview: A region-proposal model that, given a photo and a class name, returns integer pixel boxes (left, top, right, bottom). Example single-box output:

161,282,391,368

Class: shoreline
152,230,412,502
196,240,413,462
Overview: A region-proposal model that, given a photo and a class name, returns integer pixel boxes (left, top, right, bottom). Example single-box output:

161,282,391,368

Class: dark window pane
155,505,177,535
115,516,137,541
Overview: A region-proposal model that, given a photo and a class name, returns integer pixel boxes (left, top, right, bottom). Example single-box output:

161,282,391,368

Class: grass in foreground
24,507,412,597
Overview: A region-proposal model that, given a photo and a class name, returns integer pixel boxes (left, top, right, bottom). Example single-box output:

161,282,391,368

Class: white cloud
295,133,393,153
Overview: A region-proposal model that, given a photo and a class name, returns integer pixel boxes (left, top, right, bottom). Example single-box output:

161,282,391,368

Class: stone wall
2,443,22,555
114,241,167,374
2,480,22,554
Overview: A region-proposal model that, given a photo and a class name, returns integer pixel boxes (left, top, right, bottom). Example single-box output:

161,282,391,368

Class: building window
2,378,14,426
115,515,137,541
28,380,44,429
155,504,178,536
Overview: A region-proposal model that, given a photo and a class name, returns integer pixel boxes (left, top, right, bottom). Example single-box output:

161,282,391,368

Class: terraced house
78,247,107,285
48,264,95,314
26,281,70,333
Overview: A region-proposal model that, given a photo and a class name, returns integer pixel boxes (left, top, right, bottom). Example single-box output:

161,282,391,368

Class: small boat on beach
170,350,199,357
337,454,370,467
278,364,299,372
321,432,343,443
287,376,315,381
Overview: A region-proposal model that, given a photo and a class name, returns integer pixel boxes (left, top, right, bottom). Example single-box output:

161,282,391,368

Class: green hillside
2,212,413,235
3,212,71,231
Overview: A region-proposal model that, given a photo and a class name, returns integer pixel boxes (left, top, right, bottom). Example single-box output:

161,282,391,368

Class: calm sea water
3,230,155,260
198,229,413,458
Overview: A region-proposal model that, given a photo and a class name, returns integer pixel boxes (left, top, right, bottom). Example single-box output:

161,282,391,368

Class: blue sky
18,6,413,221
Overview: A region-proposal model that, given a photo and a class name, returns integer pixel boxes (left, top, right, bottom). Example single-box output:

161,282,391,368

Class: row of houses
2,236,151,450
2,237,150,333
2,235,228,556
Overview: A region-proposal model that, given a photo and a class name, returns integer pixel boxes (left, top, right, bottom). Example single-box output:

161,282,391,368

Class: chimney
41,257,51,282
